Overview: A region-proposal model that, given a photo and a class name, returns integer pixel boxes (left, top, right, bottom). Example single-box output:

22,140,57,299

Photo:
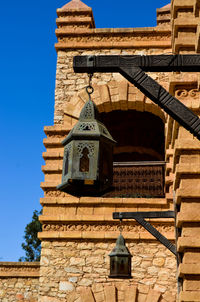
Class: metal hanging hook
86,85,94,95
86,73,94,101
119,218,123,235
88,73,93,86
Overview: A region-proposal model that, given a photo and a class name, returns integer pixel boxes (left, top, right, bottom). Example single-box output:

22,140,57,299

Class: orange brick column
171,1,200,300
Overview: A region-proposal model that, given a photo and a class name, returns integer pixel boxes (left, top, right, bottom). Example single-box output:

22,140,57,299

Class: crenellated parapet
171,0,200,53
157,4,171,29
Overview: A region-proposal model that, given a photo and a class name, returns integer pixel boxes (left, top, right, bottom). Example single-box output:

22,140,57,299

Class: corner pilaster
171,1,200,300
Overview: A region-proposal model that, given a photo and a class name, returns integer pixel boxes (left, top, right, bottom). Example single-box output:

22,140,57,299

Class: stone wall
39,240,177,302
0,262,40,302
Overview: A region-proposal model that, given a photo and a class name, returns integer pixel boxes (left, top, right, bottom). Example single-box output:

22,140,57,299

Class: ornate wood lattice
104,161,165,197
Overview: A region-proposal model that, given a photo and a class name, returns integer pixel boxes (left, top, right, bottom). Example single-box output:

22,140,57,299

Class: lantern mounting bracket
73,54,200,140
113,211,177,256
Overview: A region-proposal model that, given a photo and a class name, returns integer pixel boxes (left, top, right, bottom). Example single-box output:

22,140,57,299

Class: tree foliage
19,209,42,262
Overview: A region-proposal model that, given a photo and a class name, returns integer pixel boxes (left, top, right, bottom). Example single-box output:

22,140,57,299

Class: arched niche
63,80,166,128
100,110,165,162
63,81,166,197
100,109,165,198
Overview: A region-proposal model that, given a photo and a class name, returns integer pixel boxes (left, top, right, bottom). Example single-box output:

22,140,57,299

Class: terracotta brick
192,99,199,110
93,291,105,302
183,251,200,264
183,278,200,291
179,291,200,302
145,289,161,302
120,102,128,110
181,202,200,212
135,101,144,112
103,101,112,112
99,85,111,104
118,81,128,102
79,197,101,204
182,226,200,237
77,206,94,215
177,211,200,227
138,284,150,294
179,264,200,277
93,206,115,215
103,197,122,204
137,293,147,302
55,40,171,51
81,231,105,239
124,286,137,302
162,291,176,302
80,288,95,302
122,231,140,240
104,285,116,302
178,237,200,252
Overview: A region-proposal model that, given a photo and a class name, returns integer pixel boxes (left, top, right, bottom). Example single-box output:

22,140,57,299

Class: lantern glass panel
64,151,69,176
79,147,90,172
109,256,131,278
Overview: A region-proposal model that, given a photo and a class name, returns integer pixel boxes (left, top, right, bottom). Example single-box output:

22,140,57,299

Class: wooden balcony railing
104,161,165,198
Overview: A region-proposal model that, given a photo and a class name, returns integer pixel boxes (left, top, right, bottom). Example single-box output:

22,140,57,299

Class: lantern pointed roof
109,234,132,257
62,98,116,146
60,0,91,11
79,99,101,121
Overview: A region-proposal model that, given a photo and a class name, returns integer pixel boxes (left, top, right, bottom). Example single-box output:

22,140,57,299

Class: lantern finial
79,85,101,121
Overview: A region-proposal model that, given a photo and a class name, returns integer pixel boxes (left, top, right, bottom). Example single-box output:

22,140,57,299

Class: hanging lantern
57,86,116,196
109,234,132,279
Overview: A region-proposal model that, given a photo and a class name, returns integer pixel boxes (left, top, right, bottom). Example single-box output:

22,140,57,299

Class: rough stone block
59,281,74,291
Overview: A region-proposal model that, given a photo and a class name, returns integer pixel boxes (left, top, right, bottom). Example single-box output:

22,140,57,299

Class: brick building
1,0,200,301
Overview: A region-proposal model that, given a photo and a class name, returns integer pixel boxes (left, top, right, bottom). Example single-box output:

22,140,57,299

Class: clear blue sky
0,0,169,261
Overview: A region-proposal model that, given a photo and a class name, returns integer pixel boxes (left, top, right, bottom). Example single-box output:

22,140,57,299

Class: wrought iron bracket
113,211,177,256
73,55,200,140
73,54,200,257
